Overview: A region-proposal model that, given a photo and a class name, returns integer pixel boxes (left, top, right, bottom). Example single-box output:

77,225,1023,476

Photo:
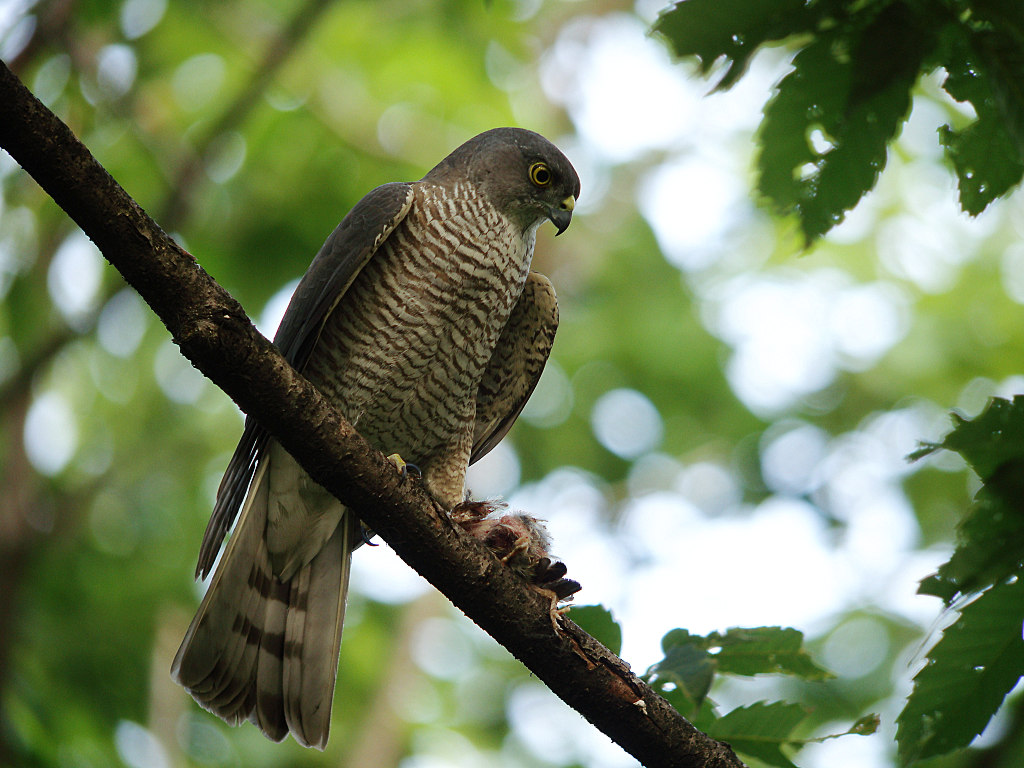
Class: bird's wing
470,271,558,465
195,182,415,578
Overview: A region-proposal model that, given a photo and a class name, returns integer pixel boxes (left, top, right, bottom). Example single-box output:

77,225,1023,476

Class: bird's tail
171,461,356,749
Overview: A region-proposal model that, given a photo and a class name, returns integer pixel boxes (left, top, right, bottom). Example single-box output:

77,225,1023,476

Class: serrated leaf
918,397,1024,602
647,642,716,710
939,121,1024,215
969,0,1024,158
652,0,815,90
569,604,622,656
761,20,921,243
920,475,1024,603
706,701,807,768
712,626,831,680
936,396,1024,481
653,0,1024,235
757,6,927,243
897,576,1024,764
939,26,1024,214
757,41,836,213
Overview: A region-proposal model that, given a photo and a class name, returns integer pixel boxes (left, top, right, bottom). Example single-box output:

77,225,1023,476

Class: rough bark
0,60,746,768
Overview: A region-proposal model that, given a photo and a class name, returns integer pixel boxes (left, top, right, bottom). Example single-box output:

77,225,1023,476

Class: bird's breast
304,184,533,463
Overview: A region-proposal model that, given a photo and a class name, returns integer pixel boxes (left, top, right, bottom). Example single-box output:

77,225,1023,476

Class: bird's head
423,127,581,236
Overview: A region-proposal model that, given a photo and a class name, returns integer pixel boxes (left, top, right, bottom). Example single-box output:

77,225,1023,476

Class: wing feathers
471,271,558,464
196,420,266,579
194,183,414,581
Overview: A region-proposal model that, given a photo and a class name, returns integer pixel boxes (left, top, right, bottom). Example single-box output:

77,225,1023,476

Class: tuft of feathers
452,499,581,601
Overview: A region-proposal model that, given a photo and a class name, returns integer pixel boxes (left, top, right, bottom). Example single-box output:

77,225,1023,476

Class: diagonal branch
0,60,746,768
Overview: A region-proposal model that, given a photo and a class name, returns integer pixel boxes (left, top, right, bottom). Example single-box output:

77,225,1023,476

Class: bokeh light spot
591,388,663,459
24,391,77,476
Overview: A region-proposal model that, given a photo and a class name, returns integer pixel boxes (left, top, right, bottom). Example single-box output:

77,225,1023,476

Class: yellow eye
529,162,552,187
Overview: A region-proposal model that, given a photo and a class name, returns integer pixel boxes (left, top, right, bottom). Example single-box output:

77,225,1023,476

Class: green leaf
652,0,816,90
657,626,830,679
939,27,1024,214
845,714,881,738
920,476,1024,603
655,0,1024,234
845,1,936,111
569,604,622,656
712,626,832,680
648,634,717,710
757,11,925,243
918,397,1024,602
935,397,1024,481
706,701,807,768
647,626,830,715
968,0,1024,158
896,577,1024,765
660,626,700,654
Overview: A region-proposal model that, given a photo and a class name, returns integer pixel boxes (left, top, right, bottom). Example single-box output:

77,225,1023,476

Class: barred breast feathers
307,181,533,402
298,180,537,508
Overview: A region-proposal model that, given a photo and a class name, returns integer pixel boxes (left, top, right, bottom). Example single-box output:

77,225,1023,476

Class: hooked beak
547,195,575,236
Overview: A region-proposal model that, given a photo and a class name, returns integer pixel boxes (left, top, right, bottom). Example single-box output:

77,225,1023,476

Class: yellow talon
386,453,421,480
500,535,533,565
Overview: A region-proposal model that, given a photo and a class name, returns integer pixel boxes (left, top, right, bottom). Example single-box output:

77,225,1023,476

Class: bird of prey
171,127,580,749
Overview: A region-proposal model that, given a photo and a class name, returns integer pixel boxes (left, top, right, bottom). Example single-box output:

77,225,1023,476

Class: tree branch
0,60,746,768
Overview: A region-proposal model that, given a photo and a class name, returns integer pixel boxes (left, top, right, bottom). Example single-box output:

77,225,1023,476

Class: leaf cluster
652,0,1024,243
648,625,879,768
574,609,877,768
899,397,1024,764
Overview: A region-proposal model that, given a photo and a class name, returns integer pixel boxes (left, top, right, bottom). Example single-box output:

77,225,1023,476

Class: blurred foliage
653,0,1024,242
643,625,840,767
4,0,1024,767
568,604,623,656
899,398,1024,764
706,702,810,768
897,575,1024,765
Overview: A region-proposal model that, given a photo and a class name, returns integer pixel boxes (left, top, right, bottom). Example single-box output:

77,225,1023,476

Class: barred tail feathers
171,461,356,749
279,514,356,748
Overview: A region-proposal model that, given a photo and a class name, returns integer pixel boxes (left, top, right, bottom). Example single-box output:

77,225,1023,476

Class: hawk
171,127,580,749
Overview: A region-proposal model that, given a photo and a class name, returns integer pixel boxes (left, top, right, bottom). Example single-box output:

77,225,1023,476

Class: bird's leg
499,534,533,565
